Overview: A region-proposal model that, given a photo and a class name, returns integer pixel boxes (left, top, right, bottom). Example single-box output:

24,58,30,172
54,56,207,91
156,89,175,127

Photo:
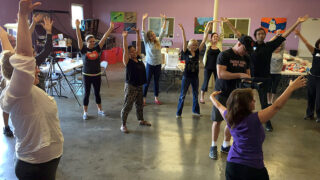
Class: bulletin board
110,12,137,34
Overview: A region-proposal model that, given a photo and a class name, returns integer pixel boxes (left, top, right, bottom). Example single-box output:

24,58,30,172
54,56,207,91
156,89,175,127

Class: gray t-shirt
141,29,165,65
270,50,284,74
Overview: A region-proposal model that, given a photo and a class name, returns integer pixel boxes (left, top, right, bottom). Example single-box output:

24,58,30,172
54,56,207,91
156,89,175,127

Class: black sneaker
221,145,231,153
209,146,218,160
304,115,315,120
3,126,13,137
265,121,273,132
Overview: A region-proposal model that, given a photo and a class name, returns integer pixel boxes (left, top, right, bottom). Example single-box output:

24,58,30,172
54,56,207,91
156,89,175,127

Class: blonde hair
187,39,198,50
0,50,14,80
146,30,161,49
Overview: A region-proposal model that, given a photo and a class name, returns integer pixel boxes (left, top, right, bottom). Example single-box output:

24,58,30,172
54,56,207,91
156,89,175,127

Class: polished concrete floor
0,63,320,180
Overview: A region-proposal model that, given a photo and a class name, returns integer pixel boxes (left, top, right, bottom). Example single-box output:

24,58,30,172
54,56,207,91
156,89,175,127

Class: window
71,4,84,29
223,18,250,39
148,17,175,38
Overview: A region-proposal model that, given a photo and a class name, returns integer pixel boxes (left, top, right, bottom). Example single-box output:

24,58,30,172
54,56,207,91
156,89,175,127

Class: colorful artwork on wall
261,17,287,33
194,17,213,34
111,12,137,33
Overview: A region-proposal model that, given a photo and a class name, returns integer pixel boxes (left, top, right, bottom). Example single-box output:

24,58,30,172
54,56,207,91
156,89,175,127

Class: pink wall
91,0,320,51
0,0,93,39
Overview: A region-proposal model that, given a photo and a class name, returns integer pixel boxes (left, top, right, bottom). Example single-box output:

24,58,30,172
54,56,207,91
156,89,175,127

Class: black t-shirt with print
205,48,221,70
251,35,286,77
181,49,200,78
215,48,251,97
81,44,102,74
311,48,320,76
126,56,147,86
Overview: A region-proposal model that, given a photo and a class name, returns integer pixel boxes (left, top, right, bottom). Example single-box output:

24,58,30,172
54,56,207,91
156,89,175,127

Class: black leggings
15,157,61,180
226,161,269,180
83,75,102,106
201,68,217,92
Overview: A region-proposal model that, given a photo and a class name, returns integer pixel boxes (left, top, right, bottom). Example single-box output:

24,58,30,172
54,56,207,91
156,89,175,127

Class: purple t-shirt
223,110,265,169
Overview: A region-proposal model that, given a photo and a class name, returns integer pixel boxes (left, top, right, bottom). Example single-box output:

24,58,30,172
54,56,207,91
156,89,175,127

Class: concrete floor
0,63,320,180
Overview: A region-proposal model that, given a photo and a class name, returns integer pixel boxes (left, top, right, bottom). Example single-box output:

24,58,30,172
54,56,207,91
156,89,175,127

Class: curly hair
0,50,14,80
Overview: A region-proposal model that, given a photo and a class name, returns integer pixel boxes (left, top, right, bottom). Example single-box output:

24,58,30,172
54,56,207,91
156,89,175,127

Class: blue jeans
143,63,161,97
176,76,200,116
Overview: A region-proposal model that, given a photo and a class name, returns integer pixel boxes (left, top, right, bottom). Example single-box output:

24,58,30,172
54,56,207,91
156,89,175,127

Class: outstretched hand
142,13,148,20
297,14,309,23
160,13,167,20
178,24,184,30
294,29,300,36
33,13,43,23
19,0,41,16
122,31,128,37
220,17,229,23
289,76,307,90
40,16,53,33
131,27,139,33
75,19,80,27
109,22,114,29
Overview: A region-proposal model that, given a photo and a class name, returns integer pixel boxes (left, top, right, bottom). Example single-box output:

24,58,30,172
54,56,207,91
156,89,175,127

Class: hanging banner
261,17,287,33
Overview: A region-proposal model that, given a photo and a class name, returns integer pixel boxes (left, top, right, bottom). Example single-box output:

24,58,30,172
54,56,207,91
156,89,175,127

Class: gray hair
0,50,14,80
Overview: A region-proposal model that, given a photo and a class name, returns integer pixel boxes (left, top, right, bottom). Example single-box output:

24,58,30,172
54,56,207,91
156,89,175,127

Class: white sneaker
98,110,106,116
192,113,201,117
83,113,88,120
176,114,181,118
120,125,129,133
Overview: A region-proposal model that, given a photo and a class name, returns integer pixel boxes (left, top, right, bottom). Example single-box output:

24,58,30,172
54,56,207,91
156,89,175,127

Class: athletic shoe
83,113,88,120
192,112,201,117
265,121,273,132
209,146,218,160
316,118,320,123
221,145,231,153
304,115,315,120
120,125,129,133
98,110,106,116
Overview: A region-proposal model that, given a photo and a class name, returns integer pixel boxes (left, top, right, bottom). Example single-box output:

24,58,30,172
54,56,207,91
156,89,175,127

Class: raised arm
17,0,40,56
29,13,43,34
281,14,308,38
210,91,227,116
142,13,148,33
122,31,129,66
99,22,114,49
294,29,314,54
178,24,187,52
199,21,212,52
132,28,141,56
269,29,281,42
35,16,53,65
258,76,306,123
159,13,167,42
0,26,14,52
221,17,241,38
75,19,83,50
217,65,251,80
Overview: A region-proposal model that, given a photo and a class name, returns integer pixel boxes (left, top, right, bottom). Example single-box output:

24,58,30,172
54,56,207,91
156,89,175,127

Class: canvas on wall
194,17,213,34
261,17,287,33
111,12,137,33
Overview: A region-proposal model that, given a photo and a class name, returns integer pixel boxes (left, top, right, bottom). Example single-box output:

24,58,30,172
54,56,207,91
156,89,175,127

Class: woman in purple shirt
209,76,306,180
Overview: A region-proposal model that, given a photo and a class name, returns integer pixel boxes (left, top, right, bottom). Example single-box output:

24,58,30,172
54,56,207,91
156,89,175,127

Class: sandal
154,100,162,105
139,120,152,126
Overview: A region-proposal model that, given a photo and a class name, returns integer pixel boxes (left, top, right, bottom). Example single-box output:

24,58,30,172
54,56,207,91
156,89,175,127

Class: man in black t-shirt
209,35,253,160
222,15,309,131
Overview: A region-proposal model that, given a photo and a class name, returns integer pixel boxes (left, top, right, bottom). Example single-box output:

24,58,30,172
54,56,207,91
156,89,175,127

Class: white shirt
0,54,64,164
